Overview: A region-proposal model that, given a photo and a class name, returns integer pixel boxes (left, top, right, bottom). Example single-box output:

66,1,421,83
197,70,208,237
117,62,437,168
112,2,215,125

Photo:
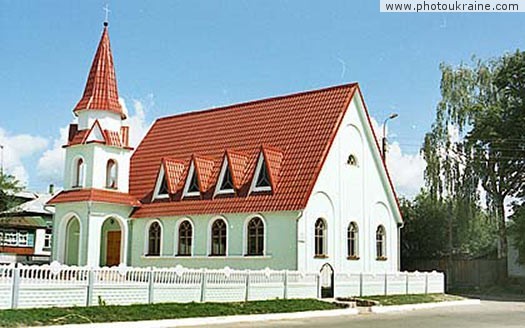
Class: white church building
48,23,404,277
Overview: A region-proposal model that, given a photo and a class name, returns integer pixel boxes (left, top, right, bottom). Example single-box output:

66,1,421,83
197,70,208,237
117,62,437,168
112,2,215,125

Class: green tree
508,204,525,264
422,51,525,259
0,172,23,212
401,192,496,266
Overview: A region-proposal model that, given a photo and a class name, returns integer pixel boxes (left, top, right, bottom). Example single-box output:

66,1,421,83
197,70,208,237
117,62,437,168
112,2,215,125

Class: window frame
145,220,163,257
314,218,327,258
153,165,169,200
209,218,228,256
105,159,118,189
72,156,85,188
182,162,201,198
347,222,359,260
376,225,387,260
176,219,194,257
250,153,272,193
214,157,235,195
245,216,265,256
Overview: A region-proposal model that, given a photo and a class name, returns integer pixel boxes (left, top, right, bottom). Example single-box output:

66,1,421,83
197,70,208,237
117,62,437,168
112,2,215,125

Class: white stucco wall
77,110,122,131
298,92,402,274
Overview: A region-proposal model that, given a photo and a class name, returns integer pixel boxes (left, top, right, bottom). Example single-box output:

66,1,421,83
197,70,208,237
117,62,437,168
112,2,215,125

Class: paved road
205,300,525,328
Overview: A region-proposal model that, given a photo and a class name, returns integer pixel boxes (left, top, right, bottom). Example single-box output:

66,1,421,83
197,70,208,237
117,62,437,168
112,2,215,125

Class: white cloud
0,127,49,185
35,97,153,188
369,117,426,199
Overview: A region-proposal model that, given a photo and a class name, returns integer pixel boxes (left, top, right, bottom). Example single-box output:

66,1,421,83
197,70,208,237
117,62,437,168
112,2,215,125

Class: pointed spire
73,24,126,119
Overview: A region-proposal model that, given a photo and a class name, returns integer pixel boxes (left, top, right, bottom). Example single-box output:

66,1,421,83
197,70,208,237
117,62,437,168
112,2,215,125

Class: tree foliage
401,192,496,265
508,203,525,264
422,51,525,258
0,172,23,213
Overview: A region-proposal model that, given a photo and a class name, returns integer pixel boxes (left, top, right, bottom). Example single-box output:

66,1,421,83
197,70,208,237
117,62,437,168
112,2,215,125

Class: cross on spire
103,4,110,26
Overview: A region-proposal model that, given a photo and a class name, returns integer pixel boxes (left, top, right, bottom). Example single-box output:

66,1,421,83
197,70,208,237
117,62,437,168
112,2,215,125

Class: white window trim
242,214,267,256
207,216,229,256
105,159,119,189
182,162,201,198
71,155,86,189
174,217,195,257
249,152,272,193
153,165,169,199
347,221,359,258
143,219,163,257
214,157,235,196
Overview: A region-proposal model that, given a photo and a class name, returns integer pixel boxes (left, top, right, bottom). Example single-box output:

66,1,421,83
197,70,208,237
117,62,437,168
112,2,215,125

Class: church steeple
73,24,126,119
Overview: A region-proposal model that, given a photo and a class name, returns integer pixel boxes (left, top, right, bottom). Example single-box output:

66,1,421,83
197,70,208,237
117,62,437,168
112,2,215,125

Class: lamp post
382,113,398,162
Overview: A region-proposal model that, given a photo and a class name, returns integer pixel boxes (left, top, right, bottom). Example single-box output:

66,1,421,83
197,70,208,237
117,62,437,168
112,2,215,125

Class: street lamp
382,113,398,162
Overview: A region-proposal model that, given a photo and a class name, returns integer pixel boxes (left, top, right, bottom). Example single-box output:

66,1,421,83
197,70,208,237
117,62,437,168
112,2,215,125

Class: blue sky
1,0,524,195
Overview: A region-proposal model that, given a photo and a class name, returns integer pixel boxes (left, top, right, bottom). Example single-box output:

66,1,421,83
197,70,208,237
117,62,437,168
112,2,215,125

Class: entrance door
320,263,334,298
106,231,121,267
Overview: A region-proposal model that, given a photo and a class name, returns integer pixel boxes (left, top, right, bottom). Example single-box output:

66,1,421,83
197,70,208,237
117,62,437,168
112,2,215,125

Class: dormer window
183,162,201,197
215,157,235,195
251,153,272,193
153,165,169,199
256,160,271,188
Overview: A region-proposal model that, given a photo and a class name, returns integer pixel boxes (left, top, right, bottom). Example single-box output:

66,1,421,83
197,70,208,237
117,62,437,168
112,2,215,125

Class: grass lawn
358,293,464,306
0,299,340,327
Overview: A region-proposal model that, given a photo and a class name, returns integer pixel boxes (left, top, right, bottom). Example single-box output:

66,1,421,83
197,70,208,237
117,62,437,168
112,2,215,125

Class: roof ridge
156,83,358,123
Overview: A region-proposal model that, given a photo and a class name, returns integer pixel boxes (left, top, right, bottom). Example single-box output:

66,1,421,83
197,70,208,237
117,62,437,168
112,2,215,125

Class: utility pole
0,144,4,176
382,113,398,162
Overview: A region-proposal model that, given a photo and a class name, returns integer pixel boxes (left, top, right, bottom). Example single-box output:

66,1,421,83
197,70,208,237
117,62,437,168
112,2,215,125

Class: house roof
130,83,360,218
48,188,141,207
73,25,125,119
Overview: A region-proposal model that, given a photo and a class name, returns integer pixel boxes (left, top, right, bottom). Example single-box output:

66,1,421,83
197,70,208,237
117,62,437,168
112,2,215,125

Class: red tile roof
162,158,187,194
48,188,140,207
226,150,250,190
130,84,359,218
73,26,126,119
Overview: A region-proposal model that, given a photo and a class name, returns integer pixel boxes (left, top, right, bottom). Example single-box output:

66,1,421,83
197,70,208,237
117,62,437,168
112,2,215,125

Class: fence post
11,267,20,309
405,272,409,295
425,272,429,294
284,270,289,300
86,268,95,306
316,273,321,299
359,272,363,297
200,269,207,302
384,272,388,296
148,268,155,304
244,270,250,302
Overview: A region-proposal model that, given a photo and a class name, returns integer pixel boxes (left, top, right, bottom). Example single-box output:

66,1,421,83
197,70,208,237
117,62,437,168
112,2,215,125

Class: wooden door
106,231,121,267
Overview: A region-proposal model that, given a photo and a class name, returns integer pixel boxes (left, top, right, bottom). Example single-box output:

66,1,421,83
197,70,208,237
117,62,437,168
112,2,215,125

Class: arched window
210,219,227,256
147,222,162,256
376,225,386,259
347,222,359,258
247,217,264,256
178,220,192,256
106,159,118,189
73,158,85,188
314,218,327,257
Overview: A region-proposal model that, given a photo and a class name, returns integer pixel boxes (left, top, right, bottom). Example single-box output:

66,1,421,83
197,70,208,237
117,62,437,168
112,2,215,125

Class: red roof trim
47,188,140,207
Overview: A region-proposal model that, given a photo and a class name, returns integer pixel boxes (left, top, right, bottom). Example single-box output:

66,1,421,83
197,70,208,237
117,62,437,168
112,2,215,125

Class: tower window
376,225,387,260
106,159,118,189
73,158,85,188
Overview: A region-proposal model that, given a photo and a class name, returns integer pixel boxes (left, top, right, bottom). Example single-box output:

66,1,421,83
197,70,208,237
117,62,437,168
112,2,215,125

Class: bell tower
63,22,132,193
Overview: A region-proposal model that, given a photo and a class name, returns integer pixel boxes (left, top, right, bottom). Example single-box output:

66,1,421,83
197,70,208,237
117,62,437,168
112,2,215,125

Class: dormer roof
73,25,126,119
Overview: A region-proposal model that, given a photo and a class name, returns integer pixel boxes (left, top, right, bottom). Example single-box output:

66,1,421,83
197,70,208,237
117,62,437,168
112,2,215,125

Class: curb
370,299,481,313
35,308,359,328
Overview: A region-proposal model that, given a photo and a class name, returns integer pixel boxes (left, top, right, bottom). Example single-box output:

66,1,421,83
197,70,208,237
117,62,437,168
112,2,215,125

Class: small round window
347,154,358,167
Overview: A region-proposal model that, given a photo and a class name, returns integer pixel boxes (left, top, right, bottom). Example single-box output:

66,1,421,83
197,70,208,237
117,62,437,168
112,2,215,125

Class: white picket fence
0,263,444,309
